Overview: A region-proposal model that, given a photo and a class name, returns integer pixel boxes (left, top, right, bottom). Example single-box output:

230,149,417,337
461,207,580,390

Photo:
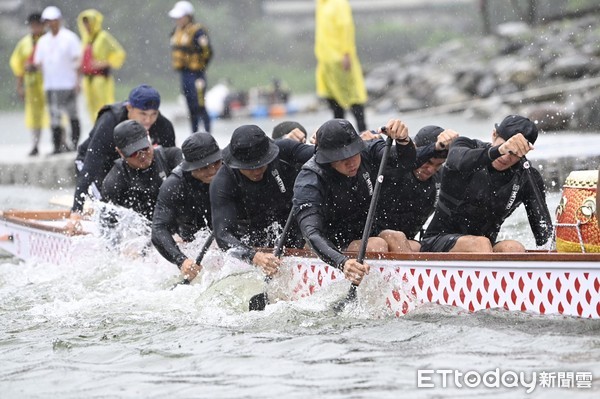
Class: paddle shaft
274,206,296,258
173,231,214,288
520,157,553,236
264,206,296,282
344,135,394,305
248,206,296,311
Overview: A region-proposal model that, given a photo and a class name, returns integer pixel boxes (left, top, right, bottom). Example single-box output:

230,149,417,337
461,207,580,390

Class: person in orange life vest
9,12,49,156
168,1,213,133
77,9,126,122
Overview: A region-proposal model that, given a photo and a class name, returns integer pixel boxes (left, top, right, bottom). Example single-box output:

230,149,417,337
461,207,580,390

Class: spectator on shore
34,5,82,154
168,0,213,133
77,9,126,122
315,0,368,132
9,12,48,156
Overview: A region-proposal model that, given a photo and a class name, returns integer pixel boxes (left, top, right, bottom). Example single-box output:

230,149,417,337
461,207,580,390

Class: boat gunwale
0,210,82,235
2,210,599,263
271,248,600,264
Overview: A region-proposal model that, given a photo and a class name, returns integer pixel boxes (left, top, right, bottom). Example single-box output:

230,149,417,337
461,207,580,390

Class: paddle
248,206,296,311
333,133,394,313
170,231,215,290
519,157,553,239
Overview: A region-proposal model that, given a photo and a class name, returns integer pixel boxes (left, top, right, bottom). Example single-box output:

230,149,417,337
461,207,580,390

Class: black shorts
420,233,463,252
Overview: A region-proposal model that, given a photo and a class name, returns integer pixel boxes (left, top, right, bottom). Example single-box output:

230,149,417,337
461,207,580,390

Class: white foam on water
1,187,599,398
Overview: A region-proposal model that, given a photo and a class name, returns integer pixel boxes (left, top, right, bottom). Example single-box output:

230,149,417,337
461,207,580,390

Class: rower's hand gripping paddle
248,206,296,311
333,128,393,313
170,231,215,290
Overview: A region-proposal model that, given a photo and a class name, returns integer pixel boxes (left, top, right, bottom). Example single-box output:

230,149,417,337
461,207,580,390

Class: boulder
525,103,572,131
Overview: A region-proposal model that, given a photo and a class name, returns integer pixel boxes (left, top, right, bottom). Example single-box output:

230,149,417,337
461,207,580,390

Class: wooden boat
0,210,92,265
1,209,599,319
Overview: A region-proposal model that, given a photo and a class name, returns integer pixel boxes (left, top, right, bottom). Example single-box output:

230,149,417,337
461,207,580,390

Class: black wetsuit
151,166,212,267
293,139,416,270
421,137,552,252
210,139,314,262
377,143,443,239
72,103,176,213
101,147,182,220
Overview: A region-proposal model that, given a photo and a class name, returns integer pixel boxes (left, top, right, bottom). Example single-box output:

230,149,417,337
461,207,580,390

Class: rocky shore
364,14,600,131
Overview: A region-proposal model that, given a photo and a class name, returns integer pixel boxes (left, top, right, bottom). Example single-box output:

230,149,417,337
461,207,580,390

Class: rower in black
377,125,459,250
421,115,552,253
101,120,182,221
152,133,222,281
293,119,416,286
71,85,176,216
210,124,314,277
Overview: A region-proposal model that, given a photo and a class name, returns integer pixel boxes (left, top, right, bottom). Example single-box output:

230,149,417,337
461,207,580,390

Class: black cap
114,120,150,157
272,121,307,139
315,119,365,164
414,126,444,148
181,133,222,171
495,115,538,144
222,125,279,169
414,125,449,158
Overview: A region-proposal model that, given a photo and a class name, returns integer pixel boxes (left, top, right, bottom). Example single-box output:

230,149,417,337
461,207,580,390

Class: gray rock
525,103,572,131
476,74,498,98
495,22,532,40
544,54,597,79
570,90,600,130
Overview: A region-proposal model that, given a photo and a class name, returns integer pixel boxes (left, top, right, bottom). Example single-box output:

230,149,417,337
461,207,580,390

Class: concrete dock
1,103,599,192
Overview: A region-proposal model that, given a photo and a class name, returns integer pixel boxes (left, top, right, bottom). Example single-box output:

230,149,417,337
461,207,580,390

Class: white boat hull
287,257,600,319
2,210,599,319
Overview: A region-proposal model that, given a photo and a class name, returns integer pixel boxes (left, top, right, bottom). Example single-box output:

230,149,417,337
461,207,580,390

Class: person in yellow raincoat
315,0,368,132
9,13,49,156
77,9,126,122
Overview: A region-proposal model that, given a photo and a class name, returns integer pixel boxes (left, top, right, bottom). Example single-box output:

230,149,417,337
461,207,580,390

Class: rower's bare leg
450,235,493,252
347,237,388,253
409,239,421,252
493,240,525,252
378,229,412,253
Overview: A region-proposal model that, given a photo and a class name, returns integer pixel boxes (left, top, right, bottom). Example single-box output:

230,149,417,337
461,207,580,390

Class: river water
1,107,599,398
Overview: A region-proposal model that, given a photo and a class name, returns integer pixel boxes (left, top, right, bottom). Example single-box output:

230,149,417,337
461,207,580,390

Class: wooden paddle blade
169,278,190,291
249,292,269,311
333,284,357,313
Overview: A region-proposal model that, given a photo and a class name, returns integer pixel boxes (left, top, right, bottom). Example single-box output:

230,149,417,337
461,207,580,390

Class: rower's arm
369,137,416,174
209,169,256,262
276,139,314,165
151,179,187,267
445,137,496,173
71,114,117,213
150,113,176,147
296,209,348,270
293,170,348,270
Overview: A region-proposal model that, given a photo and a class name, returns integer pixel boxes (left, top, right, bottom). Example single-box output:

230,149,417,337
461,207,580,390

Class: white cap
168,1,194,19
41,6,62,21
